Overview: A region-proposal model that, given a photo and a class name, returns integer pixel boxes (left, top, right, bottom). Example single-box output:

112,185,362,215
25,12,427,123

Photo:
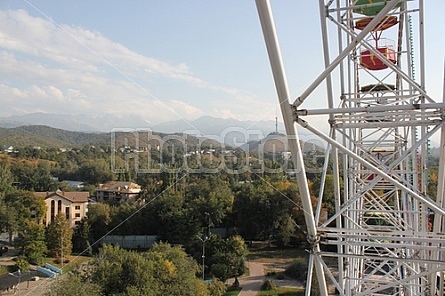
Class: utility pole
198,212,211,281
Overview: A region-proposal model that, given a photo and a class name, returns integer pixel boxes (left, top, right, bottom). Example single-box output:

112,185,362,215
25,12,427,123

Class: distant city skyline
0,1,443,130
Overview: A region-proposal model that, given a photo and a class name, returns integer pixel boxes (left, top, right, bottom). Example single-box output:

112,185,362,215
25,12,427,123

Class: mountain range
0,113,284,137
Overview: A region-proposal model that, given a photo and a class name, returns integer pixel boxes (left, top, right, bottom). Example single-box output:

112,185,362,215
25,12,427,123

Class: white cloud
0,9,257,124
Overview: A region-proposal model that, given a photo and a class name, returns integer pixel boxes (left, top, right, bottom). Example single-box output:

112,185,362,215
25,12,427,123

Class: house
96,181,142,203
34,190,89,228
3,146,13,153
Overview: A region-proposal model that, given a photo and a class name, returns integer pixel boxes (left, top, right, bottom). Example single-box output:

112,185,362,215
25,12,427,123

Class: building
3,145,13,153
96,181,141,203
34,190,89,228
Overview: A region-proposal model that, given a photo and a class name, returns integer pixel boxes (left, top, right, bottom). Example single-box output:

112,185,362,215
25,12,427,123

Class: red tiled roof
34,191,89,203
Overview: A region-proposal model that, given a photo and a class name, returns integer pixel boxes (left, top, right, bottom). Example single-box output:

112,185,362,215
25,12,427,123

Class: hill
0,125,109,148
0,125,221,149
0,112,151,132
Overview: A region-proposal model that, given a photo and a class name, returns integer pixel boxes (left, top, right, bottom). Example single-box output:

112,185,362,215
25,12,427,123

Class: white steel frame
256,0,445,295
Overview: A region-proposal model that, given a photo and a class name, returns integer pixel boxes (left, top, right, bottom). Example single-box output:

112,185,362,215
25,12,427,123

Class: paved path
228,261,304,296
0,246,54,296
0,271,54,296
237,262,266,296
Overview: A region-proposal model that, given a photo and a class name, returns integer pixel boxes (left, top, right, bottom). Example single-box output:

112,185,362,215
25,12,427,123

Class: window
51,200,55,223
75,206,81,210
75,213,81,218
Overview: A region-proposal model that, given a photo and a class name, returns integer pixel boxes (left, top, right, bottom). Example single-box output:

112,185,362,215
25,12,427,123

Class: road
0,246,54,296
237,262,266,296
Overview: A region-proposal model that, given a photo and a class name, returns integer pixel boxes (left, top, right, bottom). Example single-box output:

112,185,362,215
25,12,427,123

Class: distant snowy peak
153,115,285,137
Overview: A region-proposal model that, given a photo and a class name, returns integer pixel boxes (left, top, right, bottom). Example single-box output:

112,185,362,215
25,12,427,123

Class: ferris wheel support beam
293,0,401,109
320,121,443,228
431,62,445,295
295,102,445,116
317,0,343,291
296,117,445,218
255,1,328,295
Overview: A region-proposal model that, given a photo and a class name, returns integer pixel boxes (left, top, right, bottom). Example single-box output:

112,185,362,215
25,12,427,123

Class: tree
82,243,209,296
78,159,113,185
0,160,19,243
209,278,227,296
186,176,234,229
72,218,92,256
12,160,56,191
0,159,15,199
19,220,47,265
196,234,248,282
141,190,198,244
0,201,17,244
14,191,47,224
232,179,299,244
15,255,30,272
46,214,73,263
311,174,343,218
146,242,207,296
86,203,111,242
45,274,103,296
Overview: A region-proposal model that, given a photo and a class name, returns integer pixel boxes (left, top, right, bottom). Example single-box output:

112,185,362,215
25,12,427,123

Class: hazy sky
0,1,443,126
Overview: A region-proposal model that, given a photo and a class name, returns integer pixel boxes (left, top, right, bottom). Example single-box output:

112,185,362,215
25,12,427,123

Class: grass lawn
223,286,242,296
247,245,308,264
42,255,91,274
257,287,305,296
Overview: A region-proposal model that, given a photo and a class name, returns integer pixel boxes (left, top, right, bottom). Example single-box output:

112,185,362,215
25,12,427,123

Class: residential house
3,146,13,153
96,181,142,203
34,190,89,228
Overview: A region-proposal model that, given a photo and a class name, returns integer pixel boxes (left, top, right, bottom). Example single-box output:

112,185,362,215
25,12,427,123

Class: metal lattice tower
256,0,445,295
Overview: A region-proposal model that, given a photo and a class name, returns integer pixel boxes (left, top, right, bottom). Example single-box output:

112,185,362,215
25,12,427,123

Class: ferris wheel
256,0,445,295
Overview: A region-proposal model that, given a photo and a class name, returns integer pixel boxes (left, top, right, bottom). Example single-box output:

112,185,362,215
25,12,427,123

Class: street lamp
8,269,21,296
198,234,208,281
198,212,211,281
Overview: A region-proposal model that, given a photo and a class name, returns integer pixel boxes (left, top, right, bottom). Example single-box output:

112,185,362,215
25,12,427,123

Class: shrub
15,256,30,272
285,257,308,280
276,273,285,280
261,279,277,291
208,277,227,296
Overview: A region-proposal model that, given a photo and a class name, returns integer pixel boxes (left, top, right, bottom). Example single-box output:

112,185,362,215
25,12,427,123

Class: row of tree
46,243,228,296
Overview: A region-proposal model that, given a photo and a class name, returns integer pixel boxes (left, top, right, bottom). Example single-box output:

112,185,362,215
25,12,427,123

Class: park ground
1,242,311,296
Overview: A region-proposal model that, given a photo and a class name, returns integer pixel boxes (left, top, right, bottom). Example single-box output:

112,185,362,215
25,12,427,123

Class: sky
0,1,443,128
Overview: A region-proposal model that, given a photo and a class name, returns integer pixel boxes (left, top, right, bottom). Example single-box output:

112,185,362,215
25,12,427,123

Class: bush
261,279,277,291
15,256,30,272
285,257,307,280
208,277,227,296
276,273,285,280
